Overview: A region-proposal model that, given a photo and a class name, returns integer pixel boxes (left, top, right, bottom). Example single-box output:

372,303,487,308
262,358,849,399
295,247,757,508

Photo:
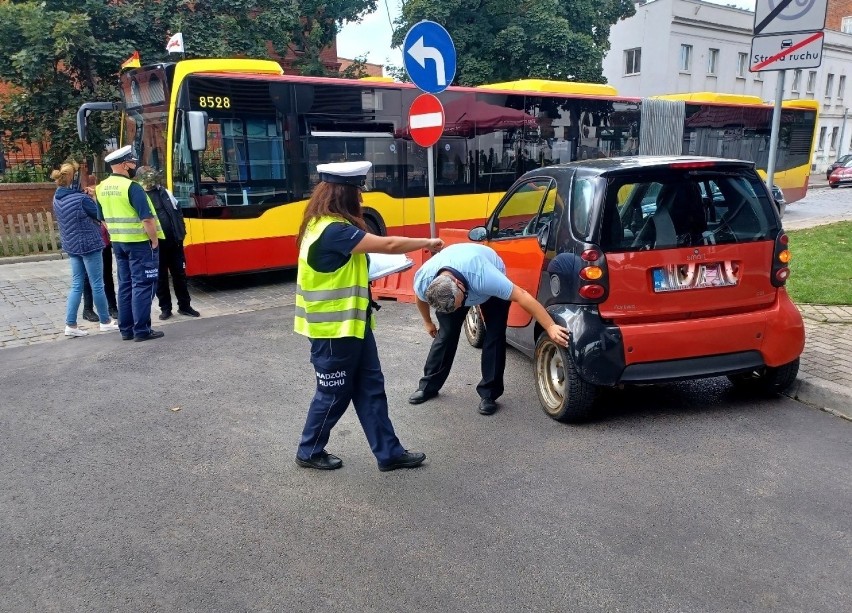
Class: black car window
599,170,777,251
570,178,596,236
489,178,553,239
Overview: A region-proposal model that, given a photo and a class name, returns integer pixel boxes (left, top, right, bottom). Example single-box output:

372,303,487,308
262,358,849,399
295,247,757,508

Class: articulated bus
77,58,818,276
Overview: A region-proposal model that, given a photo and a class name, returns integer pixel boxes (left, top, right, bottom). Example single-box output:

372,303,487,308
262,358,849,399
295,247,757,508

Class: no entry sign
408,93,445,148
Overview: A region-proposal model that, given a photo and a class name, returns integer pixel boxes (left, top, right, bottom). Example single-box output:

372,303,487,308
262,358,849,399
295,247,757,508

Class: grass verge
786,221,852,305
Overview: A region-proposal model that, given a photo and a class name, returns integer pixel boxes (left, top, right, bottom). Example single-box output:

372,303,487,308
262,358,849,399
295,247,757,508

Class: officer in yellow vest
96,146,165,342
295,161,443,472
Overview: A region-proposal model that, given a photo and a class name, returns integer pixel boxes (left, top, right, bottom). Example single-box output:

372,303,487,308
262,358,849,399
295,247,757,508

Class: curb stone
0,253,65,265
786,374,852,421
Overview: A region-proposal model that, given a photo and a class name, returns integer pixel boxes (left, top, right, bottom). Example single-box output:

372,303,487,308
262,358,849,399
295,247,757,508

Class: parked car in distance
826,154,852,180
771,184,786,218
828,159,852,188
464,156,803,423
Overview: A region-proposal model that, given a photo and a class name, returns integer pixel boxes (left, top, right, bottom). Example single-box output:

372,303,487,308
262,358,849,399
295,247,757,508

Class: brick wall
827,0,852,30
0,183,56,219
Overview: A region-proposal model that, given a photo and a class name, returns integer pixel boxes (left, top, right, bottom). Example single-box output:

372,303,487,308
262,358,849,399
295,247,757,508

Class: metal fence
0,212,61,257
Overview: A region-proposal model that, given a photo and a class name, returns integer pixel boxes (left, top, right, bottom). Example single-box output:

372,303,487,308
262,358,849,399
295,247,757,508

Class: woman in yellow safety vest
294,161,443,472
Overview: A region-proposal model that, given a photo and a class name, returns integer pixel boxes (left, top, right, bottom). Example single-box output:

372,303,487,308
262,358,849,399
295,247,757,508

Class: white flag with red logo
166,32,184,54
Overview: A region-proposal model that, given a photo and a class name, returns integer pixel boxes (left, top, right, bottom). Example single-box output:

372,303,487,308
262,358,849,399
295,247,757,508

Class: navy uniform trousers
113,241,159,338
297,327,405,465
416,295,511,401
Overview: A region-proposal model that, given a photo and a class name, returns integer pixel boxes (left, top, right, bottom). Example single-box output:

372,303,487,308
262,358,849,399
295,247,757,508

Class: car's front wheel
727,358,800,394
464,306,485,348
534,333,597,423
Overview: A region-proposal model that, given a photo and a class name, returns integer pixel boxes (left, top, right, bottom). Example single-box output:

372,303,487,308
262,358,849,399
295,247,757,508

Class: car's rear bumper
550,290,804,387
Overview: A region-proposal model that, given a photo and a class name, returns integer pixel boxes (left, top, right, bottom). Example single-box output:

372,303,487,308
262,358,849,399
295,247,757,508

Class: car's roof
521,156,755,180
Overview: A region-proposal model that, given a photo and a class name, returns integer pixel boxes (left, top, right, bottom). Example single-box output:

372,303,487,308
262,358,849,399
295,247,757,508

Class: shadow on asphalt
189,268,297,291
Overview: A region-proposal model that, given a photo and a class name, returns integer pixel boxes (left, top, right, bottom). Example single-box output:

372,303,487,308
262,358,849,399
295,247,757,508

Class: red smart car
464,156,804,422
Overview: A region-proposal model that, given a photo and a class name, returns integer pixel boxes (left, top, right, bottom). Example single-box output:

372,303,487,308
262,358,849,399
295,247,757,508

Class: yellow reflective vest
96,174,164,242
294,216,374,339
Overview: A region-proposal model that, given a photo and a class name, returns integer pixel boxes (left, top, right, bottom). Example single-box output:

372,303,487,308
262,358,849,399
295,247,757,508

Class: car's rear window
598,170,779,252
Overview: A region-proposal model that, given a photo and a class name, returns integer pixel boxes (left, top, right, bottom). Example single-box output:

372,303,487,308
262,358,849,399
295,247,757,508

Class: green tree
390,0,635,86
0,0,375,168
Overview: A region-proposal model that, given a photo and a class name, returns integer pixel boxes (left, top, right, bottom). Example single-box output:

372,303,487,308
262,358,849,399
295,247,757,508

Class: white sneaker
99,319,120,332
64,326,88,337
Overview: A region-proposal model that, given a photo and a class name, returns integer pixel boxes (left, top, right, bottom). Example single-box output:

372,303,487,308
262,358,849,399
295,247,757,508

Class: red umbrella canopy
442,97,538,136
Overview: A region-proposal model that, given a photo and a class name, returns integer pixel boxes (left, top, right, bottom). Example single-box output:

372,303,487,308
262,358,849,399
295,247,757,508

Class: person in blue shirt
409,243,569,415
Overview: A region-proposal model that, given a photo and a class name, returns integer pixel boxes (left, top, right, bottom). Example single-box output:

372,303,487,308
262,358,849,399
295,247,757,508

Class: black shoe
121,334,134,341
295,451,343,470
178,307,200,317
408,389,437,405
379,451,426,472
478,398,498,415
134,330,165,342
109,307,119,319
159,310,172,321
81,309,99,322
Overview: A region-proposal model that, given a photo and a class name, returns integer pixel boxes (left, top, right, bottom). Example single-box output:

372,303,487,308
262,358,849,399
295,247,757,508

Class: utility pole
837,107,849,160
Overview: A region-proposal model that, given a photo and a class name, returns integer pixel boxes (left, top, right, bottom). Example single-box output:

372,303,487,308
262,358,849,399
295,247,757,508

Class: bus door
484,178,557,327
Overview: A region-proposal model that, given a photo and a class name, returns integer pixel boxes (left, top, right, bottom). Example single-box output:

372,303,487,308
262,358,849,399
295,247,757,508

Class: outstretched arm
352,233,443,255
509,285,569,347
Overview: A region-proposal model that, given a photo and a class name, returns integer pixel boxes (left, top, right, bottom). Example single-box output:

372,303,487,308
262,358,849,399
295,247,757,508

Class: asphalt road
1,303,849,612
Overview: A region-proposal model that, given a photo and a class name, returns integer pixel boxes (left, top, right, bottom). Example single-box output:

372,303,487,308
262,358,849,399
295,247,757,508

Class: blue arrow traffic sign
403,21,457,94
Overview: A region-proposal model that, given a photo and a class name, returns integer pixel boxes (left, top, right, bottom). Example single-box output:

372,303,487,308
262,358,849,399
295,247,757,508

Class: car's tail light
579,284,606,299
668,161,716,169
577,244,608,302
771,232,791,287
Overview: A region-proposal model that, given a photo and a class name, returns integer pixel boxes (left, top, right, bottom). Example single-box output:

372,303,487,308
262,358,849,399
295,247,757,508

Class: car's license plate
652,262,739,292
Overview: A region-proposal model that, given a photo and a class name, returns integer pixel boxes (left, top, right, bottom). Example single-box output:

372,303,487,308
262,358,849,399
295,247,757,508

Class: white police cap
317,161,372,187
104,145,138,165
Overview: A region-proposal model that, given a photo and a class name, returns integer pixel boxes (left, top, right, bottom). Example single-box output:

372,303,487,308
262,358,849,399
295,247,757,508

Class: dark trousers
113,241,159,338
298,328,405,465
157,238,191,312
417,296,511,401
82,245,117,312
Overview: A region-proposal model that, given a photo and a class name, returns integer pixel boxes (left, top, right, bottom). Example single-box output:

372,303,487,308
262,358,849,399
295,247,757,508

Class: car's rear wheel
727,358,800,394
464,306,485,348
534,333,597,423
830,183,839,189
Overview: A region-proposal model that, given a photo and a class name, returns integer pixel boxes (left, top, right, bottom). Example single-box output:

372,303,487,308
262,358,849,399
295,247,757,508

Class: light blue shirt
413,243,514,306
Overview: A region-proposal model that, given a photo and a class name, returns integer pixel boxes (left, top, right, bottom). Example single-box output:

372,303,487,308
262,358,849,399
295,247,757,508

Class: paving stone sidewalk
0,257,296,348
1,256,849,419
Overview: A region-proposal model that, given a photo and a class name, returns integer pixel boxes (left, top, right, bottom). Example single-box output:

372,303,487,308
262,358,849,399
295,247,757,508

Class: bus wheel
363,210,385,236
534,333,597,423
464,306,485,348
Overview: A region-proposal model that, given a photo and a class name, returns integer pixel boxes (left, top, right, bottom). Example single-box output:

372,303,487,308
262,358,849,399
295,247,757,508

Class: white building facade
602,0,852,173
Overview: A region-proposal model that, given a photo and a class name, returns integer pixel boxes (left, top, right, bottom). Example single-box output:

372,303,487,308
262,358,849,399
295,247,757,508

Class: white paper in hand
368,253,414,281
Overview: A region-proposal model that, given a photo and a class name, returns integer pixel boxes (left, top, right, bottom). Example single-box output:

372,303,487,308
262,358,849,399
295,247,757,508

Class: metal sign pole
427,145,436,238
766,70,786,191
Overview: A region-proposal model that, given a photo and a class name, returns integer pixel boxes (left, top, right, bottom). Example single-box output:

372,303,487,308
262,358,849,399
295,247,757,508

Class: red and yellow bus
78,58,818,276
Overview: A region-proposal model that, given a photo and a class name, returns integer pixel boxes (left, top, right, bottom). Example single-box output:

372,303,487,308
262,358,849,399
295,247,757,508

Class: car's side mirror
468,226,487,242
537,225,550,251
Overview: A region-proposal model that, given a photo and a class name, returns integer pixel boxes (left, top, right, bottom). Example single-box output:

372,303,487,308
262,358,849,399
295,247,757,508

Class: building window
792,69,802,92
807,71,817,93
754,71,763,82
707,48,719,75
839,75,846,100
680,44,692,72
818,126,827,150
843,16,852,33
831,127,839,150
624,48,641,75
825,73,835,98
736,52,747,78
